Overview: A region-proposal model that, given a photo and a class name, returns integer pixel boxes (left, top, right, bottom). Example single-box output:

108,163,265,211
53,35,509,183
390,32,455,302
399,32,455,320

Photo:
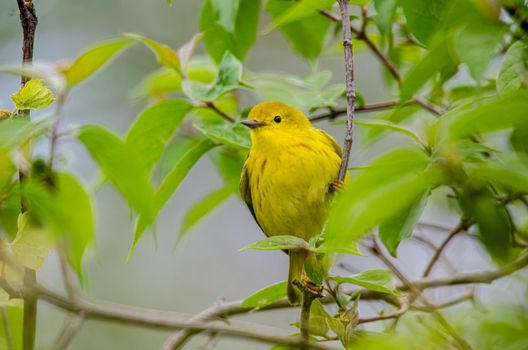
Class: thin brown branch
414,98,443,117
202,102,235,123
16,0,37,87
337,0,357,182
358,299,409,324
412,289,474,312
309,101,399,122
422,221,467,278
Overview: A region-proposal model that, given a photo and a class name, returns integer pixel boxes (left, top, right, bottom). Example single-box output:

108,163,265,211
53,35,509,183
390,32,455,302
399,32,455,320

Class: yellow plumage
240,101,343,304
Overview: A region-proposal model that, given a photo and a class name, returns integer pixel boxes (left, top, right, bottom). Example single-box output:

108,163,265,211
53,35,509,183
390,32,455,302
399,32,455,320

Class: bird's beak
241,120,266,129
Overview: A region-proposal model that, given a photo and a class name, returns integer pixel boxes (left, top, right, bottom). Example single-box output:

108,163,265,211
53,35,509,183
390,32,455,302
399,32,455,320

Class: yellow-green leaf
10,79,55,110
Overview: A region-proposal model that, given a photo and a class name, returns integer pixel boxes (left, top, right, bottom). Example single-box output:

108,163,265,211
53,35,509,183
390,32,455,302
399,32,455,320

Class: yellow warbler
240,101,343,304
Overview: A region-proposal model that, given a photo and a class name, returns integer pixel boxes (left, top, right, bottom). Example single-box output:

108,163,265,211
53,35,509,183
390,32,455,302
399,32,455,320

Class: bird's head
241,101,312,134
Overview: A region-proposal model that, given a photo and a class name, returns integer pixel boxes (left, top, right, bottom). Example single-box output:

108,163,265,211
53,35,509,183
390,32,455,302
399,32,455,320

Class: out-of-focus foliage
1,0,528,348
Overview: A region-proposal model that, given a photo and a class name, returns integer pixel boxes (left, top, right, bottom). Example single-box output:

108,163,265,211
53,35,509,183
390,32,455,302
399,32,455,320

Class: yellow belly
247,139,341,240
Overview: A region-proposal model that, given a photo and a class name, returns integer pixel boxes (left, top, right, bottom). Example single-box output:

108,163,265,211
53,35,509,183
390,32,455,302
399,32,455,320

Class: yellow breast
245,127,341,240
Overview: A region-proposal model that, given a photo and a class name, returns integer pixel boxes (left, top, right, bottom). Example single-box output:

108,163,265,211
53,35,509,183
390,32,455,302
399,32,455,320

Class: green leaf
10,79,55,110
304,254,325,285
265,0,332,61
401,40,453,100
323,148,430,251
455,19,503,83
266,0,335,30
179,182,234,241
510,125,528,157
132,139,215,251
64,38,134,88
209,148,245,182
200,0,261,62
132,67,183,100
439,91,528,139
125,99,193,174
355,119,425,148
379,191,429,257
400,0,449,46
240,235,309,251
194,122,250,150
331,269,401,295
22,173,95,274
470,158,528,194
497,40,528,94
182,52,244,101
458,187,512,263
241,281,287,309
77,126,155,217
124,33,181,73
374,0,397,38
0,119,49,150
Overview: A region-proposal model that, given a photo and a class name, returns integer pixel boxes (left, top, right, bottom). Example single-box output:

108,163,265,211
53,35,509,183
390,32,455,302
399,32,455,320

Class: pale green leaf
124,33,181,73
497,40,528,94
331,269,401,295
65,38,134,87
194,122,250,150
240,235,309,251
125,99,193,173
0,119,49,150
77,126,155,217
10,79,55,110
400,0,449,45
355,119,425,148
241,281,287,309
267,0,335,31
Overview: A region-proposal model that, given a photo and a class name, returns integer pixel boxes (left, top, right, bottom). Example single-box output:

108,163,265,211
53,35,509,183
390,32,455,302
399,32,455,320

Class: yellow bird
240,101,343,304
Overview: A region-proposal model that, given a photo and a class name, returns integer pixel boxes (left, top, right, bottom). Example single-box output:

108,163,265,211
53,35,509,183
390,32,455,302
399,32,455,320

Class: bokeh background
0,1,526,349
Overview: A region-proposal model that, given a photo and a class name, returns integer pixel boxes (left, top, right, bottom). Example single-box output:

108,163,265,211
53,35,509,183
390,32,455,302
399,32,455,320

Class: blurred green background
1,1,527,349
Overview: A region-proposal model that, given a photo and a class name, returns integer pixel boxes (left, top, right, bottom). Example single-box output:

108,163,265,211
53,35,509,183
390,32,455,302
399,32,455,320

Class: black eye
273,115,282,123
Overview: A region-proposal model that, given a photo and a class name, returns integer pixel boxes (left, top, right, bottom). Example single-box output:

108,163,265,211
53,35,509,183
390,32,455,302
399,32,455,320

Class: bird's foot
330,179,345,193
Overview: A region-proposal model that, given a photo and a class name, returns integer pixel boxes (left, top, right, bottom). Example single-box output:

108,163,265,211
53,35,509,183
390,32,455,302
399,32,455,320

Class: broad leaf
124,33,181,73
266,0,335,30
379,191,429,257
78,126,155,217
497,40,528,94
241,281,287,309
240,235,309,251
194,122,250,150
132,139,215,251
0,119,49,150
331,269,401,295
265,0,332,62
10,79,55,110
400,0,449,46
355,119,425,148
125,99,193,174
64,38,134,88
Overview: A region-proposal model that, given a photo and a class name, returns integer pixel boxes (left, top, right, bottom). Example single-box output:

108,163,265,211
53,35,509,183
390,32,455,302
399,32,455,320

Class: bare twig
52,313,84,350
15,0,37,87
337,0,357,182
309,101,399,122
422,221,467,277
202,102,235,123
358,299,409,324
412,289,474,312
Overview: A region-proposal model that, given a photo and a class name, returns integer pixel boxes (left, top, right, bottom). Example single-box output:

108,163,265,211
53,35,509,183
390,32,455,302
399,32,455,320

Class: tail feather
288,251,306,305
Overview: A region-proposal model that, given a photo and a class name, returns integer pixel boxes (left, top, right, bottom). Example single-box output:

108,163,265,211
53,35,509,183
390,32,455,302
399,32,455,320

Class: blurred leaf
132,139,215,251
179,182,235,241
266,0,335,30
125,99,193,174
400,0,449,45
78,126,155,217
240,235,310,251
266,0,332,61
200,0,261,62
241,280,287,309
291,315,330,338
324,148,430,250
209,148,245,181
510,125,528,157
22,173,94,274
497,40,528,94
331,269,401,295
379,191,428,257
194,122,250,150
470,157,528,194
0,304,22,348
439,91,528,139
132,68,183,100
124,33,181,73
64,38,134,88
304,254,325,284
178,33,204,69
455,19,503,82
374,0,397,39
182,52,244,101
10,79,55,110
355,119,425,148
158,137,199,180
0,118,49,150
401,40,452,100
459,187,512,263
